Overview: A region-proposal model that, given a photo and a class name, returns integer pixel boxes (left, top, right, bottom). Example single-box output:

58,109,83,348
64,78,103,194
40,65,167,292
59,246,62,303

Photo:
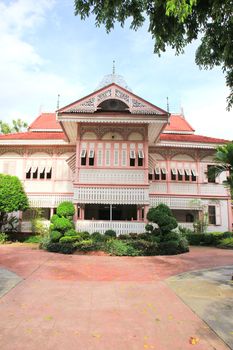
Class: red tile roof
164,114,195,132
28,113,62,130
160,133,228,143
0,132,65,140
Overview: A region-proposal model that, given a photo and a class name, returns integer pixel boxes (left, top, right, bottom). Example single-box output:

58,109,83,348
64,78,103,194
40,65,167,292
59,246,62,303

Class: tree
207,141,233,196
0,119,28,134
74,0,233,109
0,174,29,231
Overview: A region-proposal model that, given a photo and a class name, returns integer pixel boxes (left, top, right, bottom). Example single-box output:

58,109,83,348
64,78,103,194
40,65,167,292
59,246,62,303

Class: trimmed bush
129,239,158,256
64,229,78,237
185,232,233,246
23,235,42,243
104,230,117,238
46,242,75,254
79,231,90,240
159,240,179,255
0,232,9,243
75,239,96,252
145,224,154,233
59,235,81,243
56,201,75,218
50,230,63,242
91,232,106,242
50,214,59,224
51,216,73,232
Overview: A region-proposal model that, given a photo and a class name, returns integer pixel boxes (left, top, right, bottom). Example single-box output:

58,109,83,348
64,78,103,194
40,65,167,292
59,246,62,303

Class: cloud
0,0,84,123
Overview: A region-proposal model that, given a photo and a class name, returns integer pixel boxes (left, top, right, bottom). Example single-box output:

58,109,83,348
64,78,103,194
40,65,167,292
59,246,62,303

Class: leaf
189,336,199,345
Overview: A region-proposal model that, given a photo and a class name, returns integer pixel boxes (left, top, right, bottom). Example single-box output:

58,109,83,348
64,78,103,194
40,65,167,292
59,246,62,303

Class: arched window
186,213,194,223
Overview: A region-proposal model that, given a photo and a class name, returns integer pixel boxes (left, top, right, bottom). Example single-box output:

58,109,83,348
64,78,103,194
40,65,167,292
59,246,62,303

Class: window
81,149,86,166
208,205,216,225
105,149,111,166
46,168,52,179
148,173,153,181
171,168,177,181
138,150,144,166
154,167,160,180
130,150,136,167
26,168,31,179
88,149,94,166
191,169,197,182
40,169,45,179
185,169,190,181
178,169,184,181
161,168,167,180
186,213,194,222
207,165,216,183
32,168,38,179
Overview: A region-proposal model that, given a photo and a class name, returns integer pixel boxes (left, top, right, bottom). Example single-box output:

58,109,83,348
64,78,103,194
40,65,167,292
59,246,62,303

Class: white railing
76,220,146,235
78,169,146,184
149,182,229,196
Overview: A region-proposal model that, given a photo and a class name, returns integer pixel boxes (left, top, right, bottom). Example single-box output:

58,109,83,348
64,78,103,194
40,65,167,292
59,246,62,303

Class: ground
0,245,232,350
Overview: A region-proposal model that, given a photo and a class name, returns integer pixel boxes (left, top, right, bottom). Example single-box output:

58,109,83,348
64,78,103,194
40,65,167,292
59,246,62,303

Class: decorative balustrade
74,187,149,204
78,169,146,184
149,182,228,196
76,220,146,235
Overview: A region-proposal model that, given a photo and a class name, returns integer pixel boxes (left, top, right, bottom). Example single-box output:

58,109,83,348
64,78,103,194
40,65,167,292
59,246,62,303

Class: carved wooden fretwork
97,89,112,102
115,89,129,103
198,149,215,160
27,148,54,156
61,85,164,115
80,125,146,140
149,147,199,160
55,147,76,156
0,147,24,156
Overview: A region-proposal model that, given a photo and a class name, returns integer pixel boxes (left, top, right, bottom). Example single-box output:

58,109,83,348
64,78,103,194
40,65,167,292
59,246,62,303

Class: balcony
149,182,229,196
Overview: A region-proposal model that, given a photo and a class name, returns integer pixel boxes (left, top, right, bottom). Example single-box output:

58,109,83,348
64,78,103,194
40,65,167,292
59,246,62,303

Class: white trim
192,169,198,176
161,168,167,174
155,167,160,175
80,149,86,158
89,149,94,158
130,150,136,159
29,129,62,132
0,140,68,145
178,168,184,176
171,168,177,175
185,169,191,176
138,150,144,158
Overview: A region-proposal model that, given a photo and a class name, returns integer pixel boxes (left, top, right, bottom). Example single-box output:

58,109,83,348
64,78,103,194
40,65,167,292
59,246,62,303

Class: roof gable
58,83,168,116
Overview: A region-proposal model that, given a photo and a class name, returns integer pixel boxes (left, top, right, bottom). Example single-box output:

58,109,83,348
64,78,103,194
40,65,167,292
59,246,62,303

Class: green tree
74,0,233,109
0,119,28,134
0,174,29,231
207,142,233,196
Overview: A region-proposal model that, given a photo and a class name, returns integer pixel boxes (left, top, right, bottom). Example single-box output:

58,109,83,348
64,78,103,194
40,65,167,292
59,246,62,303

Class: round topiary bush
104,230,117,238
50,214,59,224
91,231,105,242
52,216,73,232
50,230,63,242
64,229,78,237
56,201,75,218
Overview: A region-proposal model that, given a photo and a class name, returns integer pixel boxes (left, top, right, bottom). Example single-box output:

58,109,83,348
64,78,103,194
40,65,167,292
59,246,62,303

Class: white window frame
80,149,86,158
130,150,136,159
138,150,144,159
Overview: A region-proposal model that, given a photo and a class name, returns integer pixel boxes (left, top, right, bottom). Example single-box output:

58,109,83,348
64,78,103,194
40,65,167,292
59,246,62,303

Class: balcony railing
76,220,146,235
149,182,229,196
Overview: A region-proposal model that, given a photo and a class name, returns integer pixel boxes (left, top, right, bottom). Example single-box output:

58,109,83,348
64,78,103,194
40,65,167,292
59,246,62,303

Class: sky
0,0,232,139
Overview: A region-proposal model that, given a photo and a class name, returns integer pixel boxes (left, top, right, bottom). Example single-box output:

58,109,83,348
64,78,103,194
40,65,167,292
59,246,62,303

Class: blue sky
0,0,232,139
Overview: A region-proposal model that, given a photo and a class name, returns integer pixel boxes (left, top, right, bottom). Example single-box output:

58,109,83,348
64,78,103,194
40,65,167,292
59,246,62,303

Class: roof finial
166,96,170,113
180,106,185,118
57,94,60,110
112,60,115,75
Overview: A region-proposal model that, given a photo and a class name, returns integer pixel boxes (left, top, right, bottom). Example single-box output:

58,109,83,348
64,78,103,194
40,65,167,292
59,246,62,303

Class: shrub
56,201,75,218
117,234,129,240
50,230,63,242
162,232,180,241
104,230,117,238
159,240,180,255
105,239,139,256
75,239,96,252
59,235,81,243
0,232,9,244
91,231,106,242
218,237,233,249
129,239,158,256
50,214,59,224
147,204,178,234
46,242,75,254
145,224,154,233
185,232,232,246
79,231,90,239
178,237,190,253
51,216,73,232
23,235,42,243
64,229,78,237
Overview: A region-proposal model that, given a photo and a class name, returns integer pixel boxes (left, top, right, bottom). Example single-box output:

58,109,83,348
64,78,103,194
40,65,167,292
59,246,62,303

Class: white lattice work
149,197,202,209
78,169,145,184
74,187,149,204
200,184,228,196
28,195,73,208
170,183,197,194
149,183,168,193
76,220,146,235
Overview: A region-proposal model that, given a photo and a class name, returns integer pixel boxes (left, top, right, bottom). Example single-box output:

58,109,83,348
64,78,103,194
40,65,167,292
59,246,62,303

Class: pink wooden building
0,74,232,234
